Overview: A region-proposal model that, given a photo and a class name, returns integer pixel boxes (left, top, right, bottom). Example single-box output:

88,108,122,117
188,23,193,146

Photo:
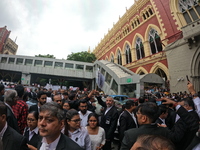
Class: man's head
63,92,68,100
158,105,168,119
38,102,65,143
136,102,159,125
37,91,47,106
125,100,138,112
15,84,24,98
138,96,145,104
52,94,63,106
78,99,88,114
4,90,18,106
179,97,195,111
0,84,5,95
131,134,175,150
106,96,114,108
0,102,7,131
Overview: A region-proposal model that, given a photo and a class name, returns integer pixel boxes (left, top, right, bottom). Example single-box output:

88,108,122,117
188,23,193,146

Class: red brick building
0,26,18,55
93,0,200,92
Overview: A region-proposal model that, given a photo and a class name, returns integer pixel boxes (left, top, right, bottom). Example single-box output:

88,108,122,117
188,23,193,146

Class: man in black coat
120,99,199,150
172,97,199,150
0,102,29,150
118,100,138,149
37,101,83,150
29,91,47,114
96,93,119,150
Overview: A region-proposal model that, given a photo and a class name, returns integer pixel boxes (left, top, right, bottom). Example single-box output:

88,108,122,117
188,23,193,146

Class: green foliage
35,54,55,59
67,51,96,63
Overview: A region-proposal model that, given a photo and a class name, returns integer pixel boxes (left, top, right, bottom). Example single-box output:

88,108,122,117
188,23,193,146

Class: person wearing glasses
86,113,105,150
64,109,92,150
23,111,39,150
29,91,47,114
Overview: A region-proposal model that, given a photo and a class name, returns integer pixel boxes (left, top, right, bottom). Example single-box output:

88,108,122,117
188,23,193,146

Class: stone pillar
143,41,150,56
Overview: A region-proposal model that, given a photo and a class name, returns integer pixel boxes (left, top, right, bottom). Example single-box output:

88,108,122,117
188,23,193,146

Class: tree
35,54,55,59
67,51,96,63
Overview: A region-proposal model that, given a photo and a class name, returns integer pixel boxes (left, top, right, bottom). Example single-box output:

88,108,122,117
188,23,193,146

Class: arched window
117,50,122,65
149,28,163,54
135,38,145,60
179,0,200,24
125,44,132,64
111,54,114,63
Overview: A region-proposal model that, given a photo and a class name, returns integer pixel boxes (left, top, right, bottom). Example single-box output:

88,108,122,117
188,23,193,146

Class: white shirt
78,110,92,127
69,127,91,150
85,127,106,150
40,134,61,150
193,97,200,118
27,127,39,140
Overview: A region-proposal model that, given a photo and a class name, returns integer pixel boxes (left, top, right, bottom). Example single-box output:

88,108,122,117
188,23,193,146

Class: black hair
138,97,145,103
29,111,39,120
87,113,100,126
0,101,7,116
64,109,79,137
137,102,159,123
37,91,47,99
15,84,24,98
125,100,138,109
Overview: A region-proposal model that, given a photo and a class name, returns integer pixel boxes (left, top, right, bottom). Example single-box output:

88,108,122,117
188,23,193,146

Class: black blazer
172,110,199,150
118,110,137,141
120,106,200,150
2,126,29,150
97,96,119,140
37,133,84,150
29,104,39,114
23,127,40,148
6,105,20,133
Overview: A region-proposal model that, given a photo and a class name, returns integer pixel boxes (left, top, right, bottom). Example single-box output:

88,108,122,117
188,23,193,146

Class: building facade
0,26,18,55
93,0,200,93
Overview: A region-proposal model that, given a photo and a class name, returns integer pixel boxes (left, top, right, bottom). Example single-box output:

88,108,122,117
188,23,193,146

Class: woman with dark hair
23,111,40,150
86,113,106,150
64,109,91,150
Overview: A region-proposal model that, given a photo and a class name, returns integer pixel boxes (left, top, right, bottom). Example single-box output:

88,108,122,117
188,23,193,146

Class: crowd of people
0,82,200,150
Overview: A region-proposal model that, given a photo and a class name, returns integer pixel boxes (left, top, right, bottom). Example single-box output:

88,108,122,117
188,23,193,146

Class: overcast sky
0,0,134,59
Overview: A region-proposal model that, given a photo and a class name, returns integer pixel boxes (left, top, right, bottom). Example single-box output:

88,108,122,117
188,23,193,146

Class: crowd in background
0,82,200,150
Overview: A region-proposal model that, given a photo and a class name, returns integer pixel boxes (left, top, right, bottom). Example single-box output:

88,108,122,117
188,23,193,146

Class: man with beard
29,91,47,114
78,99,92,127
96,93,119,150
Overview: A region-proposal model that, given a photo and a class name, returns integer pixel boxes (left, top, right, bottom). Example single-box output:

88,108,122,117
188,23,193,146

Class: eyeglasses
71,119,82,123
41,98,47,99
89,120,97,122
27,118,36,122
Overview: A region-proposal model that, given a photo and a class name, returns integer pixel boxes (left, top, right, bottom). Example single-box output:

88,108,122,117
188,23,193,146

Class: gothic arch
144,24,165,44
169,0,190,28
135,67,148,74
122,41,132,53
132,33,145,46
114,47,122,58
191,48,200,91
150,62,169,80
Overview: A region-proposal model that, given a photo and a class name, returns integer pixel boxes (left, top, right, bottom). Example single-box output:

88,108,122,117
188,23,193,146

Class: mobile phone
186,75,190,82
